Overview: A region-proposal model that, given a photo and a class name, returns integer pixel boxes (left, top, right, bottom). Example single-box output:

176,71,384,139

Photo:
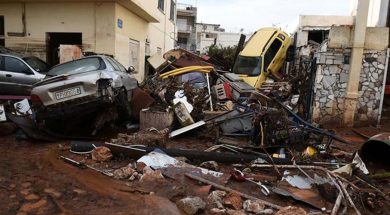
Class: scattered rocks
207,190,227,209
19,199,47,213
176,196,206,215
24,194,40,201
91,146,113,162
199,161,219,171
139,169,164,182
128,172,138,181
20,189,31,196
44,188,62,198
21,182,32,188
226,209,246,215
243,200,265,214
73,188,87,195
209,208,227,215
223,191,243,210
259,209,274,214
113,166,135,180
275,206,307,215
136,162,147,172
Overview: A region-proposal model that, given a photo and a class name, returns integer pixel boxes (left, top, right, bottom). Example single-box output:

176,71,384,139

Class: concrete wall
115,3,148,81
328,26,389,50
312,44,387,126
0,2,98,60
115,0,176,81
148,0,176,56
295,15,354,47
311,25,389,126
0,1,177,82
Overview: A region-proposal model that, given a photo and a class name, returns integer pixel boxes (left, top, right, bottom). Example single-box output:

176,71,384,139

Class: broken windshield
233,56,262,76
47,57,104,77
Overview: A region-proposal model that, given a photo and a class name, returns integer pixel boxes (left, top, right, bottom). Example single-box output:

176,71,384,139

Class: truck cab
232,28,292,89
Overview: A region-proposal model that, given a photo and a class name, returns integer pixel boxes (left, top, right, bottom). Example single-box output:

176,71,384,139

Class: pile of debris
2,48,390,214
53,49,390,214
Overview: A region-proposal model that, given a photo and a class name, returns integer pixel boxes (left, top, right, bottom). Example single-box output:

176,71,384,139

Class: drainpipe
343,0,370,127
377,48,389,127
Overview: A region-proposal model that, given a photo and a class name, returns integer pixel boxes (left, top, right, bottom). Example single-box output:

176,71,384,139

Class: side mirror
127,66,136,73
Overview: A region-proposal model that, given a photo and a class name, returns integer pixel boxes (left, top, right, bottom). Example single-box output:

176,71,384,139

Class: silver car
31,55,138,121
0,52,50,95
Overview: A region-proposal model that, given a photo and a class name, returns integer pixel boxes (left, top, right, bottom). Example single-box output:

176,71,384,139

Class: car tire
116,89,132,121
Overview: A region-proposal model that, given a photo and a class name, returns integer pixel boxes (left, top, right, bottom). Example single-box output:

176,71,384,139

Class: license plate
55,87,81,100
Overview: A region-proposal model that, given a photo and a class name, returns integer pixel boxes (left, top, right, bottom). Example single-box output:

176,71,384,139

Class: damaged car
31,55,138,134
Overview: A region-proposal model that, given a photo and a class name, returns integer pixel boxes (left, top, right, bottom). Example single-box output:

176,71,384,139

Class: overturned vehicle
30,55,138,135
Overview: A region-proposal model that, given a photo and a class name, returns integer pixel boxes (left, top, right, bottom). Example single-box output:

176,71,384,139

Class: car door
0,56,39,95
108,57,138,91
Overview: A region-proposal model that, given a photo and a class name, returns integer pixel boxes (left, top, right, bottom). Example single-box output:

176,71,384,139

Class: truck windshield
47,57,104,77
233,56,262,76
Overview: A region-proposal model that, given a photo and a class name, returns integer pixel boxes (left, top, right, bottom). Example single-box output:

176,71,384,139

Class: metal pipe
206,73,213,111
377,48,390,127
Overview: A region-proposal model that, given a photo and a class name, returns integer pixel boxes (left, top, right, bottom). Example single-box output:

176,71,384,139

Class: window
23,57,50,73
4,56,31,74
263,39,282,70
158,0,164,11
0,16,4,46
170,0,176,21
47,57,103,76
110,57,127,73
106,57,120,71
178,37,188,44
233,56,262,76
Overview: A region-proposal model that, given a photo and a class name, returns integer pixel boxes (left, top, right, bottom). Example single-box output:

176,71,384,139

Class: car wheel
116,89,132,121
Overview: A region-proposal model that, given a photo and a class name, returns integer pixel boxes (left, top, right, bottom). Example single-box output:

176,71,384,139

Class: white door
129,39,140,72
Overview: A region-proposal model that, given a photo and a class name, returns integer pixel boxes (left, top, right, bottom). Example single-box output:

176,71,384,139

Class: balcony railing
177,3,196,11
177,25,195,33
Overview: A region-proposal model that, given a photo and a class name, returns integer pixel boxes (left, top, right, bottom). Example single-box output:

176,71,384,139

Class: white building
195,22,248,53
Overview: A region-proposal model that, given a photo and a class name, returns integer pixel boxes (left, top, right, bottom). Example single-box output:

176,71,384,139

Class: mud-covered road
0,136,181,215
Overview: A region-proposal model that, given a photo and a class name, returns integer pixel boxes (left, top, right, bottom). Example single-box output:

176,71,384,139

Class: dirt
1,125,390,215
0,135,180,215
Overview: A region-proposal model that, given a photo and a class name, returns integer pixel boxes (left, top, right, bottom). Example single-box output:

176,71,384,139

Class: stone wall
312,42,387,126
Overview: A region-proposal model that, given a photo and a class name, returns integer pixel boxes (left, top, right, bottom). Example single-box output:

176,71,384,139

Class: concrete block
140,109,174,130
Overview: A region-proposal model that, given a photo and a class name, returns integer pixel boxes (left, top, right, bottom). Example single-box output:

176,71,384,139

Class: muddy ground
0,125,390,215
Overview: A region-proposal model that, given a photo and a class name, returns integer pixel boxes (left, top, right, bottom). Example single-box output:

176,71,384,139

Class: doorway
0,16,4,46
46,32,82,66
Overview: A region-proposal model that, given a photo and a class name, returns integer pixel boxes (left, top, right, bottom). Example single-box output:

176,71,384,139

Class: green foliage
204,45,238,70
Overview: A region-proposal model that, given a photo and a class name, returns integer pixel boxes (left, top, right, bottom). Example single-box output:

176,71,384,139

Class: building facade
176,3,197,52
0,0,177,81
195,23,245,53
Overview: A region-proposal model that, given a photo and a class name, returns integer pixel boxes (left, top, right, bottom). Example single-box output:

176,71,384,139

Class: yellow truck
232,27,292,89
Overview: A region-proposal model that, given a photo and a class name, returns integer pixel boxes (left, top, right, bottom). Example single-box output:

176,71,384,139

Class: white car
31,55,138,122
